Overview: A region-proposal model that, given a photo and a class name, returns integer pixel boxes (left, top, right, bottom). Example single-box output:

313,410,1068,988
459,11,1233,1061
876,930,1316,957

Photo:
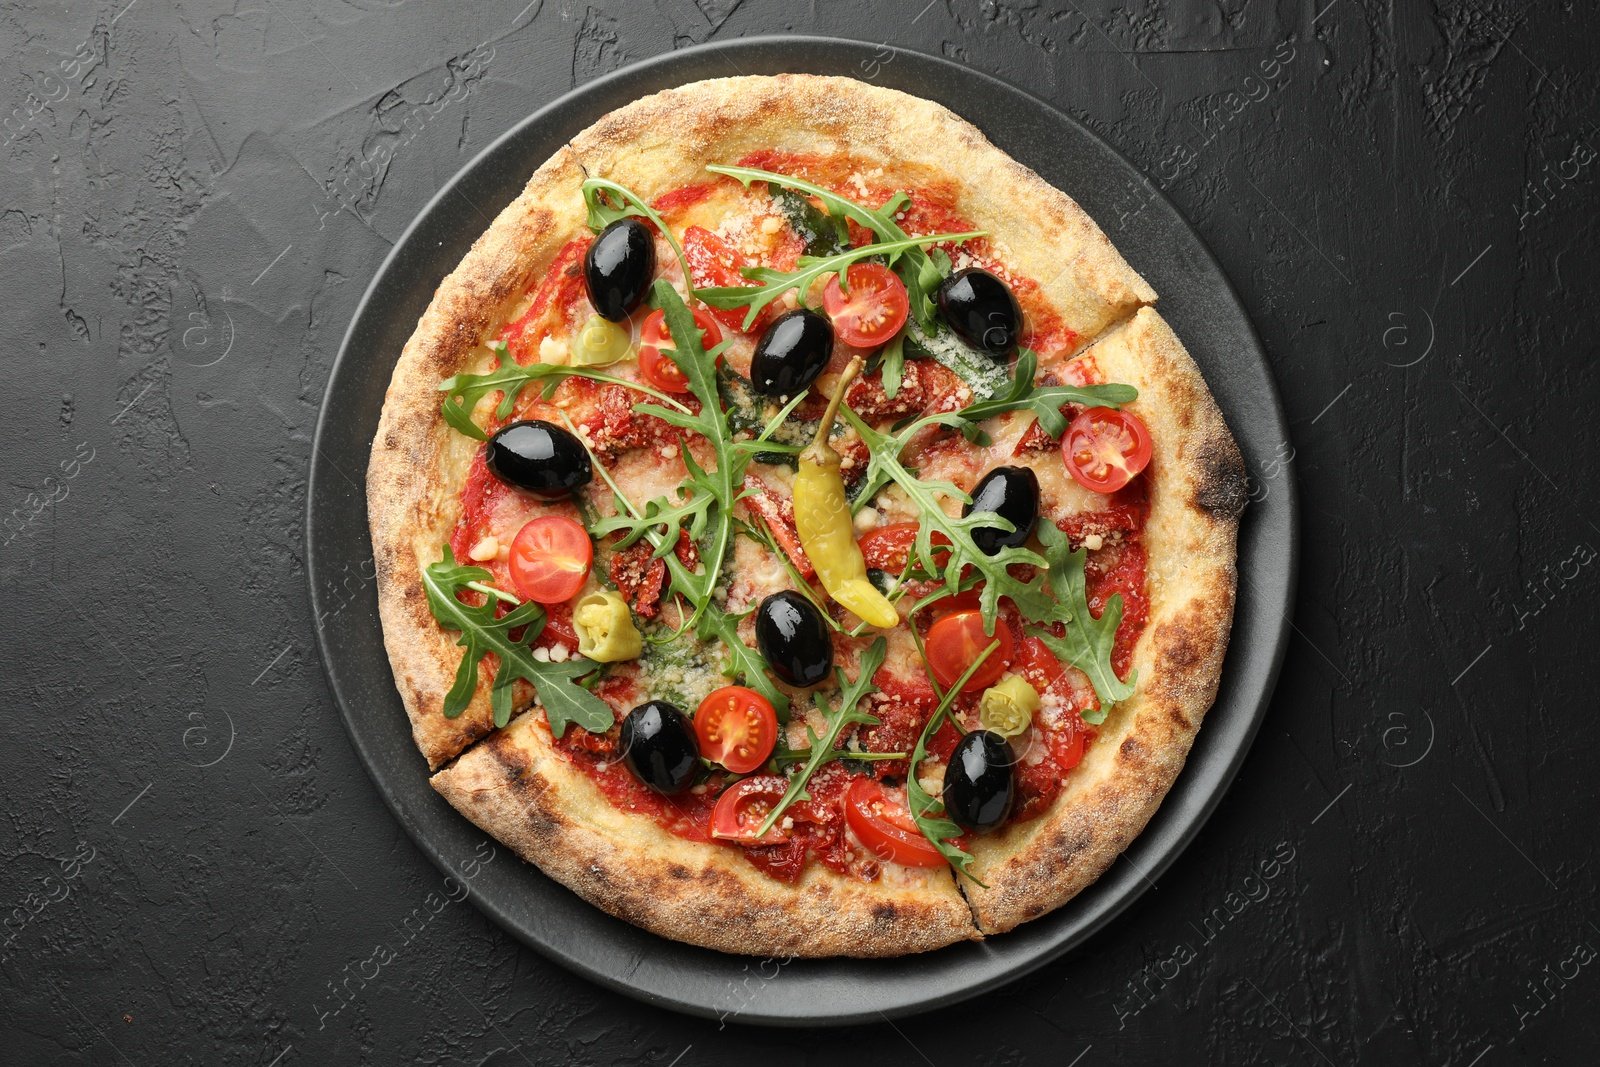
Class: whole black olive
749,309,834,396
943,730,1016,833
962,465,1040,556
936,268,1023,359
485,420,592,500
584,217,655,322
755,590,833,687
619,700,699,795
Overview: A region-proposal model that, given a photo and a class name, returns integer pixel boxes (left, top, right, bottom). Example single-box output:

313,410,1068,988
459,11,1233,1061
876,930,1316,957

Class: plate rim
307,33,1298,1026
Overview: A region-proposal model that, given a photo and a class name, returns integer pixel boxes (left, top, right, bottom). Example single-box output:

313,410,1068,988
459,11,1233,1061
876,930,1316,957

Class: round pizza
367,74,1246,957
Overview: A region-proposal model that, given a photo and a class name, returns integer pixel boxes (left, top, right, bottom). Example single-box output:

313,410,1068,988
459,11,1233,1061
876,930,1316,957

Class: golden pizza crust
430,711,978,957
958,307,1246,933
368,74,1244,955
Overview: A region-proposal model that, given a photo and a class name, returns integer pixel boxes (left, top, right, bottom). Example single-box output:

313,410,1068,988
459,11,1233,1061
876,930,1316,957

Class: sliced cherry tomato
683,226,766,333
710,775,791,845
844,777,946,867
924,609,1013,692
694,686,778,774
822,262,910,348
857,523,952,574
637,306,724,393
507,515,592,604
1062,407,1153,494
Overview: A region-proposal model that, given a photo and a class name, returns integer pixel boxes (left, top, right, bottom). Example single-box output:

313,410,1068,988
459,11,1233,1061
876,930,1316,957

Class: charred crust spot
872,903,900,923
668,864,691,881
1192,434,1248,522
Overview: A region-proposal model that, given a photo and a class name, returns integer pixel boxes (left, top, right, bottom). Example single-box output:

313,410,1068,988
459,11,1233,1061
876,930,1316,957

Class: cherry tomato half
694,686,778,774
857,522,951,574
638,306,724,393
924,608,1013,692
710,775,791,845
844,777,946,867
507,515,592,604
1062,407,1153,494
822,262,910,348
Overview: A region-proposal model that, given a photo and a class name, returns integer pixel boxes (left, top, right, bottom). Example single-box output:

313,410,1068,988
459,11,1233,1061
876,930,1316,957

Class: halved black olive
620,700,699,795
485,420,592,500
755,590,833,687
962,465,1040,555
584,218,655,322
750,309,834,396
936,267,1023,359
943,730,1016,832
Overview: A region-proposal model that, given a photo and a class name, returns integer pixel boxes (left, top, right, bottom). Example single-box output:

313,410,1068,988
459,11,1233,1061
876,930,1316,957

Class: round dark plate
307,36,1297,1027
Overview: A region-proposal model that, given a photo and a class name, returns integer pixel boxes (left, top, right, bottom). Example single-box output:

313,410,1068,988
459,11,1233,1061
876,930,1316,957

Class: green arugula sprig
439,341,689,442
953,348,1138,440
840,350,1139,631
903,631,999,881
581,177,697,301
848,350,1136,513
756,638,888,837
707,164,959,331
1023,523,1136,720
697,231,984,332
421,547,613,734
582,281,806,630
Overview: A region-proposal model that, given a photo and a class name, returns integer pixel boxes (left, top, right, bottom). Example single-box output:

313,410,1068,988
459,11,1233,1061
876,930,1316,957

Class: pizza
367,74,1246,957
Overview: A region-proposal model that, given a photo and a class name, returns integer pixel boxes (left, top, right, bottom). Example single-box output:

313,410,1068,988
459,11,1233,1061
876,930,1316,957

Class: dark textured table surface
5,1,1597,1063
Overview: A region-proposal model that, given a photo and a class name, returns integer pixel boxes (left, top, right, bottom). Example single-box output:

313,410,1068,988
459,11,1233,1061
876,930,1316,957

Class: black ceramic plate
308,36,1297,1027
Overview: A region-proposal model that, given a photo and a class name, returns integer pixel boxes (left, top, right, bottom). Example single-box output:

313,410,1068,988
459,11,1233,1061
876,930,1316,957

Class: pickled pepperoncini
573,590,642,662
792,357,900,629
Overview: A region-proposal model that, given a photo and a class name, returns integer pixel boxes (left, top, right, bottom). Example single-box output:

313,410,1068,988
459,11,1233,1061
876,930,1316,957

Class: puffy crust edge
958,307,1247,933
429,712,979,958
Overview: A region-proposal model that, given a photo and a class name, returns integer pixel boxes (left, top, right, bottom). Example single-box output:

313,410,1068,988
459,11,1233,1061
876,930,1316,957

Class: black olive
620,700,699,795
749,309,834,396
962,465,1040,556
936,267,1023,359
485,420,592,500
755,590,833,687
943,730,1016,833
583,218,655,322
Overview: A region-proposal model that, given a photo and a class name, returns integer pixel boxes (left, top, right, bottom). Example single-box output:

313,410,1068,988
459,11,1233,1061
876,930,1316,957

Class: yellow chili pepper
792,357,899,629
978,674,1040,737
573,590,643,662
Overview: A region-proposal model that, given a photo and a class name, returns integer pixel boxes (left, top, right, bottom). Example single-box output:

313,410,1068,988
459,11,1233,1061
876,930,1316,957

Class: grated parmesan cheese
1083,533,1104,550
469,536,499,561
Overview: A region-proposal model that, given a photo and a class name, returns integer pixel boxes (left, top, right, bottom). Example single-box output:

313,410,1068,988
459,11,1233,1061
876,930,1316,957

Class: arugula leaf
439,341,688,441
756,638,887,836
1026,532,1136,721
879,326,907,401
951,348,1137,440
421,547,613,734
580,177,697,301
698,231,984,332
842,406,1047,631
708,164,959,332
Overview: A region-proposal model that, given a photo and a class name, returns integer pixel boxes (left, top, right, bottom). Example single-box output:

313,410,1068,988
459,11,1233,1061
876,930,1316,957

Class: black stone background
3,0,1596,1063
